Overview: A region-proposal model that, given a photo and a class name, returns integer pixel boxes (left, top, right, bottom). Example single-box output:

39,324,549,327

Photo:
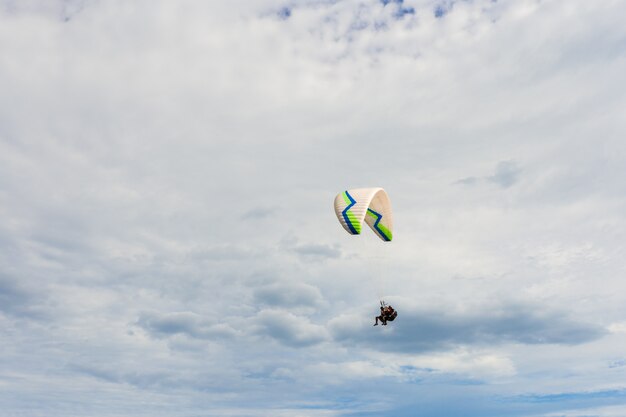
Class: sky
1,0,626,416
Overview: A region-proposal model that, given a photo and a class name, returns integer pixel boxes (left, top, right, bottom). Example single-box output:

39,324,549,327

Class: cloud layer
2,0,626,416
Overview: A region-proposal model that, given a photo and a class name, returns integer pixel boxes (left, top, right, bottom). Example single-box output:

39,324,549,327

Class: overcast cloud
1,0,626,416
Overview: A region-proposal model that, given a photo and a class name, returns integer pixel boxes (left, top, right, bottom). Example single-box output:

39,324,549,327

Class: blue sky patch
278,6,291,20
435,1,455,18
380,0,414,19
395,6,415,18
516,388,626,403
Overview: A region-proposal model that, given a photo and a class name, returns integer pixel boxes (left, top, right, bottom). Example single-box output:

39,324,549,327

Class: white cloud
402,348,517,379
253,309,329,347
1,0,626,416
541,405,626,417
608,322,626,334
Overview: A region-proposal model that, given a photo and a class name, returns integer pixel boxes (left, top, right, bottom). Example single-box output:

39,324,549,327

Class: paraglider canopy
333,188,393,242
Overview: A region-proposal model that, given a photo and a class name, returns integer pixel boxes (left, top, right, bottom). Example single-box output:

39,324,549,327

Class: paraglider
333,187,397,325
333,188,393,242
374,301,397,326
